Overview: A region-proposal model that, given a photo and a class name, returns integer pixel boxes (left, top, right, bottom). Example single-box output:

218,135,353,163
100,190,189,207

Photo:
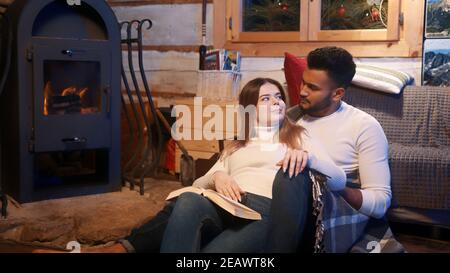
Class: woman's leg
201,194,271,253
119,201,176,253
160,192,230,253
265,169,315,253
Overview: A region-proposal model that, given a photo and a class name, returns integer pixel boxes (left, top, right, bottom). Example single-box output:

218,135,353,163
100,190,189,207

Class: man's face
299,68,337,115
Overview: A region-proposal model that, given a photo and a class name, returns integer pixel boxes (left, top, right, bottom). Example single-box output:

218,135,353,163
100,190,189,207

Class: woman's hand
277,148,309,178
212,171,245,202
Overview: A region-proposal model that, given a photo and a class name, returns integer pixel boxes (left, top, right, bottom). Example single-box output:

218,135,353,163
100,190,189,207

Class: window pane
243,0,300,32
321,0,388,30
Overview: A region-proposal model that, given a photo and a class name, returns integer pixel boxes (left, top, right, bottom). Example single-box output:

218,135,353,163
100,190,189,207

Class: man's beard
299,94,333,115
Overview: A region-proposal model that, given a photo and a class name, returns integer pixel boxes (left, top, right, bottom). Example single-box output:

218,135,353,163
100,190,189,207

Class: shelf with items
172,98,238,173
198,48,242,100
197,70,242,101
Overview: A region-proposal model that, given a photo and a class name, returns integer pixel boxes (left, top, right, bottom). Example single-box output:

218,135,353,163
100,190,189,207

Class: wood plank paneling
113,0,423,107
122,45,202,52
113,4,213,46
108,0,212,6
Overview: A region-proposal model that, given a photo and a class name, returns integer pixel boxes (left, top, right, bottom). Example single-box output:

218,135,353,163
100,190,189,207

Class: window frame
308,0,401,41
214,0,423,58
230,0,309,42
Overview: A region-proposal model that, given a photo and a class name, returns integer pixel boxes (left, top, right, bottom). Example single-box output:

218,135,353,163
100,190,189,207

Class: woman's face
256,83,286,127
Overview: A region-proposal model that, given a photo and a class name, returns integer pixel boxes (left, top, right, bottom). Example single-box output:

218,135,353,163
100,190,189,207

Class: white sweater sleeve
302,135,346,191
192,156,229,189
356,117,392,219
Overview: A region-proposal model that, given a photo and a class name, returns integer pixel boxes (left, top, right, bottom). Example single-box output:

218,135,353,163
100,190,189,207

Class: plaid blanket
309,170,406,253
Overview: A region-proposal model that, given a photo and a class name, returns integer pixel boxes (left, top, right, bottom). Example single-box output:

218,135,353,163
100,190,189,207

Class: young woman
34,78,346,253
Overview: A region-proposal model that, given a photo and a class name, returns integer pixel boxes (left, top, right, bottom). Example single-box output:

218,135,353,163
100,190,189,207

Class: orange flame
43,82,89,116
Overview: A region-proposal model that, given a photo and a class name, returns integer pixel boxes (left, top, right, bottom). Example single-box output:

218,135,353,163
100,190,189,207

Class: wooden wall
108,0,422,107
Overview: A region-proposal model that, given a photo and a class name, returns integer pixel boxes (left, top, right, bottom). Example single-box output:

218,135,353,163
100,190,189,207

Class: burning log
47,94,82,114
44,82,91,115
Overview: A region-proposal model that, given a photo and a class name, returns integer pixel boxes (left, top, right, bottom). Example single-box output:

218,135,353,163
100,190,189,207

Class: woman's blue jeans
160,192,271,253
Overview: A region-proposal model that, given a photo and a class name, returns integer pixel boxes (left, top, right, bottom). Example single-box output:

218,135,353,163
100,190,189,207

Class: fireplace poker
136,19,164,192
120,21,144,191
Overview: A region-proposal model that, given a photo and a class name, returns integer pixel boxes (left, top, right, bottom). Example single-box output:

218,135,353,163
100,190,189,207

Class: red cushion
283,52,307,106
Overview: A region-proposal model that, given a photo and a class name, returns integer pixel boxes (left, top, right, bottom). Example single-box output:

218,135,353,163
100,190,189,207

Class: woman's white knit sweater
193,126,346,199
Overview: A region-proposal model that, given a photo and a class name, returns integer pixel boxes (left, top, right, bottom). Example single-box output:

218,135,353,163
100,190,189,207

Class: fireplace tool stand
120,20,163,195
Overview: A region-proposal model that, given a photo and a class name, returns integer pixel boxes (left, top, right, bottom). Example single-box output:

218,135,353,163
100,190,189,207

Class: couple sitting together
47,46,393,253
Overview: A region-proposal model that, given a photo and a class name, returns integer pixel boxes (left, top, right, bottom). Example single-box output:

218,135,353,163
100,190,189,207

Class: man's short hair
307,46,356,89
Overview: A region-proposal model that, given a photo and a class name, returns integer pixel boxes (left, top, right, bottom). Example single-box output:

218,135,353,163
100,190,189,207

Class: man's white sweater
193,126,346,200
297,101,392,219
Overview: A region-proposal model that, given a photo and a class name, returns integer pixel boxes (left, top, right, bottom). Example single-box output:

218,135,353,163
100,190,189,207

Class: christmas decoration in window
321,0,388,30
242,0,300,32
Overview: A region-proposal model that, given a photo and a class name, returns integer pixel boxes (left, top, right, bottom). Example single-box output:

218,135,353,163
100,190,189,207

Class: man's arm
339,187,363,210
349,117,391,219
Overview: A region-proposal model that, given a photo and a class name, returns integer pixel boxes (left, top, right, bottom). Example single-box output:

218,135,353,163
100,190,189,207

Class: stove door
32,40,112,152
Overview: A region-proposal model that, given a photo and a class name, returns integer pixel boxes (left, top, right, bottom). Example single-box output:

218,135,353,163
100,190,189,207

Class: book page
205,190,256,212
165,186,204,201
203,190,261,220
165,186,261,220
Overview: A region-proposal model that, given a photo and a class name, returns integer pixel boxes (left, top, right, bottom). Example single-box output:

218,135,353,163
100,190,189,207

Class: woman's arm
192,155,244,202
192,157,228,189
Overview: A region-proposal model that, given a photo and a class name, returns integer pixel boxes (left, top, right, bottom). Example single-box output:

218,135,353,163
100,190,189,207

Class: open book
166,186,262,220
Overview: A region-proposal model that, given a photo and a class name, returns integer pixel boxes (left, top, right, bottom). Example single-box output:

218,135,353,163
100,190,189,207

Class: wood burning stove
0,0,121,203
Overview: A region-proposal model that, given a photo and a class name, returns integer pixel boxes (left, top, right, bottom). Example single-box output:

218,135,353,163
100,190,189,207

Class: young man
266,46,391,252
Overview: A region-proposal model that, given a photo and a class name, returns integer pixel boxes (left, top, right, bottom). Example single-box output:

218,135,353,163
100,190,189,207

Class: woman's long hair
222,78,305,158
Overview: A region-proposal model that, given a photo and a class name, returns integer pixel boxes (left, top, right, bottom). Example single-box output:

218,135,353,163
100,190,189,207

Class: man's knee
273,169,311,195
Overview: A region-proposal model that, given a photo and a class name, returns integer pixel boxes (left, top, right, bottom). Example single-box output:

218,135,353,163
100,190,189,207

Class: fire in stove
43,81,99,115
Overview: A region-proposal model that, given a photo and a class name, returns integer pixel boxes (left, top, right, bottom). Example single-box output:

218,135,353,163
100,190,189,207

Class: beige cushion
352,64,413,94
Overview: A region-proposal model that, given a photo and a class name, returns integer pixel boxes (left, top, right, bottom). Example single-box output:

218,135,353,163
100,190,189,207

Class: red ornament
337,4,346,18
371,7,380,21
278,1,289,11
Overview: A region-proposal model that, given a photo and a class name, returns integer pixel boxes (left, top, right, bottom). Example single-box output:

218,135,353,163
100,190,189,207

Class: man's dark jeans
265,168,316,253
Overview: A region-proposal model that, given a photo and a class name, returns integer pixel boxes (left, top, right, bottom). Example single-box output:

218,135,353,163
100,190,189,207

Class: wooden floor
397,234,450,253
